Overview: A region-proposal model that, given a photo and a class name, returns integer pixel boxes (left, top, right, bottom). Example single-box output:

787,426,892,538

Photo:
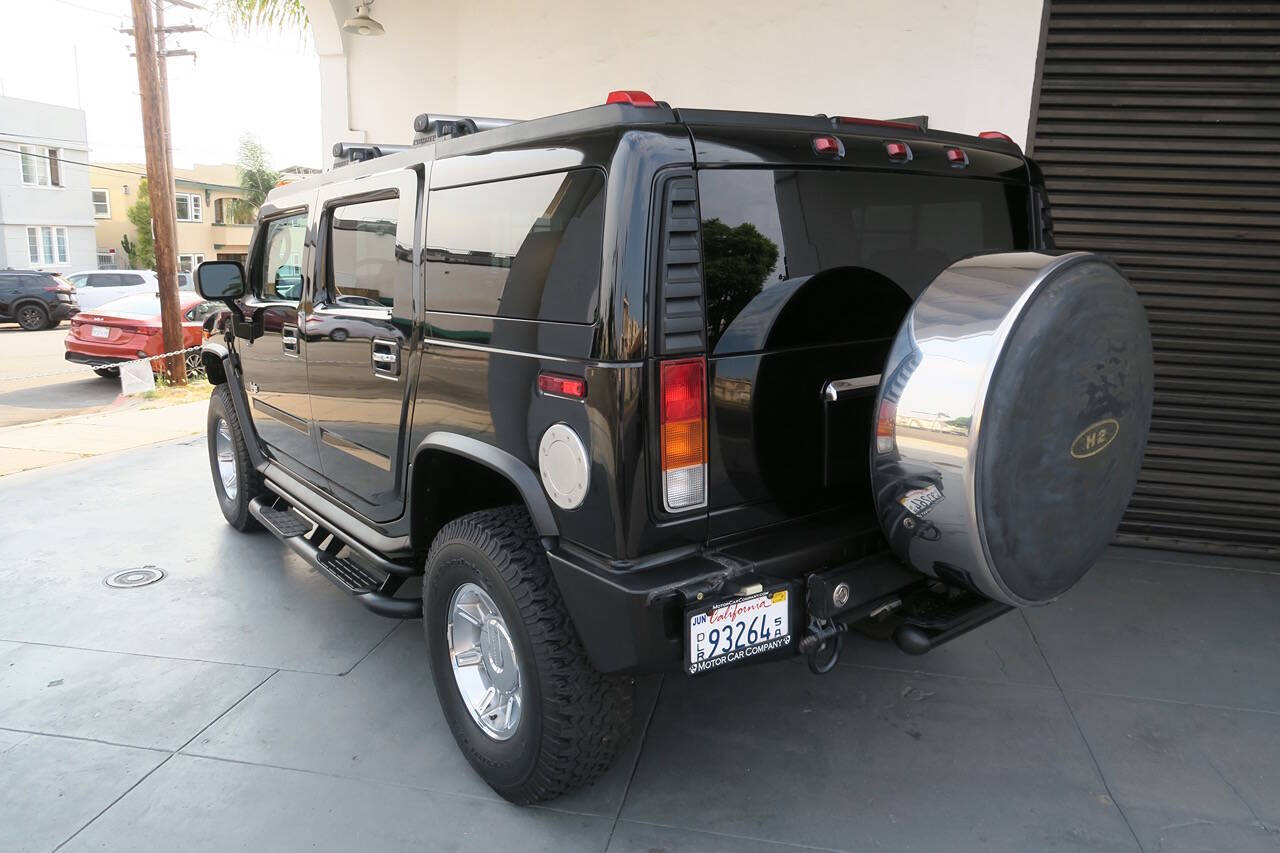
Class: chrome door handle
281,326,299,357
371,338,400,378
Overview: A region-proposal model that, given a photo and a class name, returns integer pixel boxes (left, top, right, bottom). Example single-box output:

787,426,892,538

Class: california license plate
91,325,110,338
899,484,943,516
686,587,791,675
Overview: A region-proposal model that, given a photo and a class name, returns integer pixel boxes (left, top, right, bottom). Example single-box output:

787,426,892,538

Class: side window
67,274,88,288
119,274,145,286
325,196,398,310
425,169,604,324
86,274,118,287
258,212,307,302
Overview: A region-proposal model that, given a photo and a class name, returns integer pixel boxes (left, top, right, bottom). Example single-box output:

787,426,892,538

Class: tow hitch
800,552,1013,674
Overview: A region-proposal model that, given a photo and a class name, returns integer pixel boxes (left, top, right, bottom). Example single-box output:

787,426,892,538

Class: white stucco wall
304,0,1045,162
0,96,97,271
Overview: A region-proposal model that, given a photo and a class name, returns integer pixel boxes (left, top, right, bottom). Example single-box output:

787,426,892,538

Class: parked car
66,269,158,311
0,268,79,330
195,93,1154,805
65,291,222,377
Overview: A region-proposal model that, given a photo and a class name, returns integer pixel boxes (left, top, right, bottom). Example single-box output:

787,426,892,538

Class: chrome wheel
214,417,238,501
447,582,522,741
184,349,205,378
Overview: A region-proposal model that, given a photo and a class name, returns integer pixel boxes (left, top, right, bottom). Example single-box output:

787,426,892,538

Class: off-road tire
424,506,633,804
15,303,50,331
207,383,266,531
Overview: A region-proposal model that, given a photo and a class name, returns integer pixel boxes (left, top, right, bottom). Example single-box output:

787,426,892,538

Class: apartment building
0,96,97,272
90,162,253,272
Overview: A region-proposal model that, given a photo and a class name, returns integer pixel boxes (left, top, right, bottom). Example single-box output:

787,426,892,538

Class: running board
248,496,422,619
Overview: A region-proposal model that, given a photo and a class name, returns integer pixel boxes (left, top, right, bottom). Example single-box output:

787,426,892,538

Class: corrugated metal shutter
1029,0,1280,558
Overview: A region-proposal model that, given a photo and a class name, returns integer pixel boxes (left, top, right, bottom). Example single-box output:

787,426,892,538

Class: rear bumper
548,512,894,673
51,303,79,321
64,351,131,368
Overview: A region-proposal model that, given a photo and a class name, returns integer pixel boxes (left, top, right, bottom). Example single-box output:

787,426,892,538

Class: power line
0,145,150,178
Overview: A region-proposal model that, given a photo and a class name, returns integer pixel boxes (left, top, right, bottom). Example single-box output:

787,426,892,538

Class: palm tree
218,0,308,31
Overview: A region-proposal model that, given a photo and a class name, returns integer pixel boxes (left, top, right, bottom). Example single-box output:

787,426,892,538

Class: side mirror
196,260,246,302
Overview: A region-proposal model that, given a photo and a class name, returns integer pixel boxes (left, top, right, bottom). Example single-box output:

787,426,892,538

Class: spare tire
871,252,1153,607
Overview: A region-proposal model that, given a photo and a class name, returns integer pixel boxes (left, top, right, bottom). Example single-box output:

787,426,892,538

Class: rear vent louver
656,174,705,354
1033,185,1056,251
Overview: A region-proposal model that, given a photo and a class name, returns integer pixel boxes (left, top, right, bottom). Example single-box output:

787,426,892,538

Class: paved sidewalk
0,398,206,475
2,438,1278,852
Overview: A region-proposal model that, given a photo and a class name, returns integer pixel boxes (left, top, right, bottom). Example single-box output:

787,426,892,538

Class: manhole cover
104,567,165,589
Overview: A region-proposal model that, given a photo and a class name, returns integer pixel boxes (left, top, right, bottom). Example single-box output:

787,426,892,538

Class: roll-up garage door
1029,0,1280,558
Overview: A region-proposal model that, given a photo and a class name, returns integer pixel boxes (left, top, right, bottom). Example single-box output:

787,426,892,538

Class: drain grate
104,566,165,589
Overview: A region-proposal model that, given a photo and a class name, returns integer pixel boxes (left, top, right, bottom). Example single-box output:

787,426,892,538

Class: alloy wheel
447,582,523,741
214,417,238,500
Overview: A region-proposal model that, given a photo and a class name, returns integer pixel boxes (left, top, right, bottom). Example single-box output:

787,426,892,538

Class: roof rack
331,142,413,168
412,113,517,145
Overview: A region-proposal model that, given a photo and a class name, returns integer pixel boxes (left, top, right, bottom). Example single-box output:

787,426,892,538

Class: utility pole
129,0,186,384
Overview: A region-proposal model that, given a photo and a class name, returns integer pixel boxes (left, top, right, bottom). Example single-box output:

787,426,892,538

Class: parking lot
1,434,1277,852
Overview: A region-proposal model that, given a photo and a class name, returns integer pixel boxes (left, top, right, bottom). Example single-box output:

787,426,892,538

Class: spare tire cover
871,252,1153,606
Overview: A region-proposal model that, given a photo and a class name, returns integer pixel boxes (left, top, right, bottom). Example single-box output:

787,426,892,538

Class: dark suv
195,93,1154,804
0,269,78,330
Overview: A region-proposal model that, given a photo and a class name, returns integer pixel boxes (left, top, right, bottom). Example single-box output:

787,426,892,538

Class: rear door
237,202,320,475
693,166,1032,538
307,169,419,521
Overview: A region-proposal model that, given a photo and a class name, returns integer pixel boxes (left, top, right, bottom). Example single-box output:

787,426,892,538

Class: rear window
424,169,605,324
100,294,161,315
697,169,1030,352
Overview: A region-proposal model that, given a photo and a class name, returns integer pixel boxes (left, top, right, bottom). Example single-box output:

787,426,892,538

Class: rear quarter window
424,169,605,324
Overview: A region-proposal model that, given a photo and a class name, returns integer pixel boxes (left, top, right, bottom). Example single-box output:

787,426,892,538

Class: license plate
899,484,943,516
686,587,791,675
91,325,110,338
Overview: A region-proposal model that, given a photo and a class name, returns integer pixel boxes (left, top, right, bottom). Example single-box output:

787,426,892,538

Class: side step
891,591,1010,656
249,496,422,619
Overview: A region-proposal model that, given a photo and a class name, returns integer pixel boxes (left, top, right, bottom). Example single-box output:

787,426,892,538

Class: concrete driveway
1,438,1277,852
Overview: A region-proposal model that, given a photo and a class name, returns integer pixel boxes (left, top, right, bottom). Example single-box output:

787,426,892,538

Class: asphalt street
0,324,121,428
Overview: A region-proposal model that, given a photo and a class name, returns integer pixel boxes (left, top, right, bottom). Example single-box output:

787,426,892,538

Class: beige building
89,163,253,272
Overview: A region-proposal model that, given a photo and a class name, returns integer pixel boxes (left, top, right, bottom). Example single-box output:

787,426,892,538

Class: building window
178,253,205,273
214,197,253,225
92,188,111,218
175,192,202,222
26,226,70,265
97,250,118,270
19,145,62,187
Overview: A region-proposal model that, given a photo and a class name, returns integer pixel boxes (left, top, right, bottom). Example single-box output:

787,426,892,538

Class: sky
0,0,322,169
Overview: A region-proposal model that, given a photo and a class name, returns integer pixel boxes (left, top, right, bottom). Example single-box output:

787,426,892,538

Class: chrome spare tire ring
447,582,522,741
214,417,238,501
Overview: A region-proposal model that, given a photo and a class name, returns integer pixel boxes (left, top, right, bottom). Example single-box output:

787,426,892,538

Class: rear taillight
660,358,707,511
43,284,73,293
133,326,158,336
876,399,898,454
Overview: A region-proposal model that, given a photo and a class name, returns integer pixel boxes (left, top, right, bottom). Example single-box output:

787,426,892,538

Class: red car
64,291,222,378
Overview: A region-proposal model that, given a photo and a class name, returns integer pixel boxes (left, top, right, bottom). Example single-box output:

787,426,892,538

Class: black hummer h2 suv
195,91,1153,804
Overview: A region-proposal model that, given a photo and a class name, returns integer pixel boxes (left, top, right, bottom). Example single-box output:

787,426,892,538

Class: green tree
701,218,780,340
124,178,156,270
218,0,308,31
230,134,280,223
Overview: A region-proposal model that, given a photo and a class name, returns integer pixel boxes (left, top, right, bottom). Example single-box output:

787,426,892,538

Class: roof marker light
884,141,912,162
832,116,922,132
606,90,658,107
812,135,843,156
979,131,1015,143
945,147,969,166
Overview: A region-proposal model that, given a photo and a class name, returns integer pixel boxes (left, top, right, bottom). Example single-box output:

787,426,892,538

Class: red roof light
979,131,1015,143
945,147,968,166
812,135,842,156
832,116,922,132
884,141,911,161
606,90,658,107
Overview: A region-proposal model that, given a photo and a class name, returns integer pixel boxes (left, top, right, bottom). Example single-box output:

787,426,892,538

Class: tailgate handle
823,374,881,402
371,338,400,378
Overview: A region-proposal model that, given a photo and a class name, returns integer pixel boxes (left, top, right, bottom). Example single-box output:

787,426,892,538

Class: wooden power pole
129,0,186,385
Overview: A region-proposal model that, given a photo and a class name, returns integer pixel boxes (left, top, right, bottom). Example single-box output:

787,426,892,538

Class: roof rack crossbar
413,113,517,146
331,142,413,169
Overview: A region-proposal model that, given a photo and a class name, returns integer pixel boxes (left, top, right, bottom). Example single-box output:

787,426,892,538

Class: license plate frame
91,325,110,339
685,586,792,676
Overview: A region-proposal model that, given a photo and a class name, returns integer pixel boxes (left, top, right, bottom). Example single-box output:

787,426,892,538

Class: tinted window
325,196,398,309
425,169,604,324
184,301,222,321
258,212,307,302
86,274,119,287
697,169,1030,352
119,274,145,285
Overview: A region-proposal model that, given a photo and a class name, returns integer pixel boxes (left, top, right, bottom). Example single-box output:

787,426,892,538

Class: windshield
697,169,1031,352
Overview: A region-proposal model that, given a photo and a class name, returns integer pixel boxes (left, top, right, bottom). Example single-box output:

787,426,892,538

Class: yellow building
89,163,254,272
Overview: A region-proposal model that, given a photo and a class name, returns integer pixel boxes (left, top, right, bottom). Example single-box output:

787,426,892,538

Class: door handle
371,338,400,378
281,325,299,357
